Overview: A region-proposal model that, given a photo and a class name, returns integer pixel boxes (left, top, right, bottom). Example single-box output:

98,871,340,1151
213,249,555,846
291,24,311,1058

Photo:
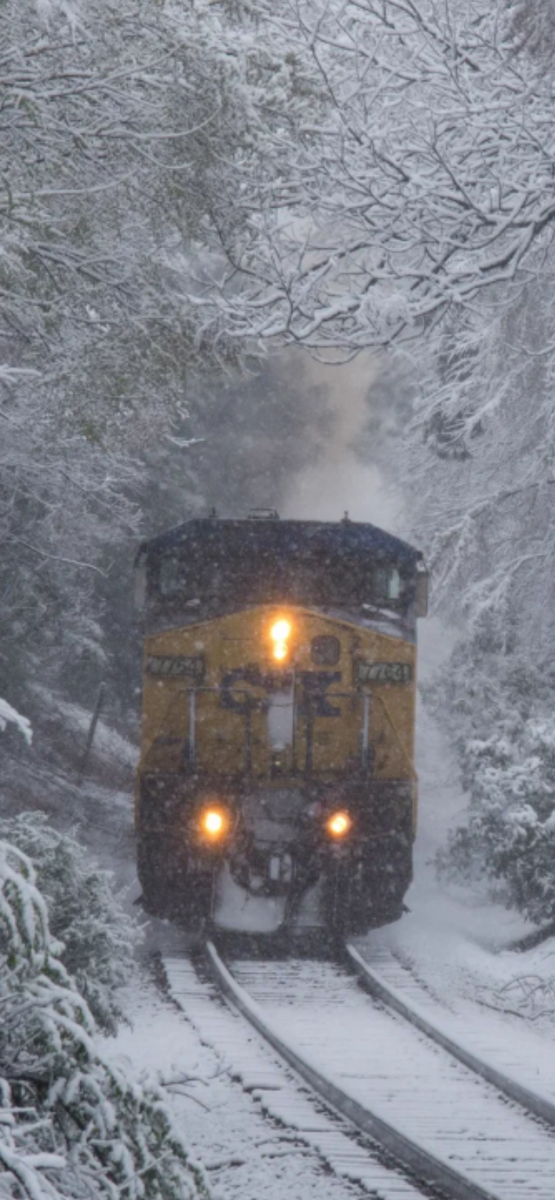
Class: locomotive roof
138,517,422,565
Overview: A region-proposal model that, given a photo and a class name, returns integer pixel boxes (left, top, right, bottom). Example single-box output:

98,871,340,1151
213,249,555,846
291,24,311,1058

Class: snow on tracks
346,943,555,1129
164,953,426,1200
205,945,555,1200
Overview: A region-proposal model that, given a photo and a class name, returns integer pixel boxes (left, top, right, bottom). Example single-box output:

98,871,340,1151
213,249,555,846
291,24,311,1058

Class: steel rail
345,943,555,1129
205,939,498,1200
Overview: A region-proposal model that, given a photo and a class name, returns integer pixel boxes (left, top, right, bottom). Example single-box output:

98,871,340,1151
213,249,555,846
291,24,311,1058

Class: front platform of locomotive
135,512,427,938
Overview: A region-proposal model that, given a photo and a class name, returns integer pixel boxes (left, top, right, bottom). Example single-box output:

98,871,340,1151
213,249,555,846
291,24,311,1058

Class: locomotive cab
135,513,426,937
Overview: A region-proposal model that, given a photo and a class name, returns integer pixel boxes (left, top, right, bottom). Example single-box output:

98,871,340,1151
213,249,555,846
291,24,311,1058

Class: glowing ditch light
270,617,292,662
200,808,228,838
326,811,352,838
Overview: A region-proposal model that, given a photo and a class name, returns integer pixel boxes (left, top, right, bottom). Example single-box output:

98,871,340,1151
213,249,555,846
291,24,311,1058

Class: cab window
159,556,183,596
374,565,403,604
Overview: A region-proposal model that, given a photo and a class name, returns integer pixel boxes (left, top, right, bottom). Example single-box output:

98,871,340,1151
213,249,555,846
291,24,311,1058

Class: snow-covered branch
0,0,269,699
0,837,205,1200
0,699,32,744
201,0,555,362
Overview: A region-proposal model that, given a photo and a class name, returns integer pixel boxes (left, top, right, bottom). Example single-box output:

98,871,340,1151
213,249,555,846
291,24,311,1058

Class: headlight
270,616,292,661
326,811,352,838
199,807,228,839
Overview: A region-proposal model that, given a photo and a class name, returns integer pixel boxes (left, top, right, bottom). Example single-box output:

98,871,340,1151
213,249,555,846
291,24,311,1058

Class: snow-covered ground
102,883,555,1200
30,684,138,773
104,951,371,1200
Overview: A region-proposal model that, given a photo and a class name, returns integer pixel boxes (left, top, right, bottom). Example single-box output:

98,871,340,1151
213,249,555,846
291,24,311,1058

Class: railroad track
345,943,555,1128
163,941,555,1200
164,952,429,1199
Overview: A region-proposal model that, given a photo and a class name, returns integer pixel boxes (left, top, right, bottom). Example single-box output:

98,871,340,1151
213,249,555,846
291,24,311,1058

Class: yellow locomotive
135,512,427,936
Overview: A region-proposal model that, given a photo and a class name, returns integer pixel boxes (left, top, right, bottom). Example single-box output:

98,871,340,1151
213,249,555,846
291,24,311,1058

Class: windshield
154,549,407,610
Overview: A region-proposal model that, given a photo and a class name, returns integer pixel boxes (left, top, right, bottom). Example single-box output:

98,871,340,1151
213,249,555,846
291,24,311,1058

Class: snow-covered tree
0,0,270,707
385,256,555,920
1,0,237,411
0,838,207,1200
202,0,555,361
0,814,136,1035
432,643,555,924
183,0,555,646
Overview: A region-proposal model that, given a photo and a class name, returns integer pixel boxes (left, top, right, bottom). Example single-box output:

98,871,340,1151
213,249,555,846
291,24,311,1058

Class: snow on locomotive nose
135,511,427,936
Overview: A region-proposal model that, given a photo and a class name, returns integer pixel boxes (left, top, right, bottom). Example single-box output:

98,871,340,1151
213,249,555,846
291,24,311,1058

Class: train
134,511,427,938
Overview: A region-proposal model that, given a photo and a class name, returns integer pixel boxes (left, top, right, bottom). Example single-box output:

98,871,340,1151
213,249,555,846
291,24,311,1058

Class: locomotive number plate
355,660,412,685
146,654,204,680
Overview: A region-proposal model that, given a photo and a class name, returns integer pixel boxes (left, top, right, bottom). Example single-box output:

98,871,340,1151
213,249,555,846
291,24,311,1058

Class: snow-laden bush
0,838,207,1200
0,814,136,1035
432,639,555,923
